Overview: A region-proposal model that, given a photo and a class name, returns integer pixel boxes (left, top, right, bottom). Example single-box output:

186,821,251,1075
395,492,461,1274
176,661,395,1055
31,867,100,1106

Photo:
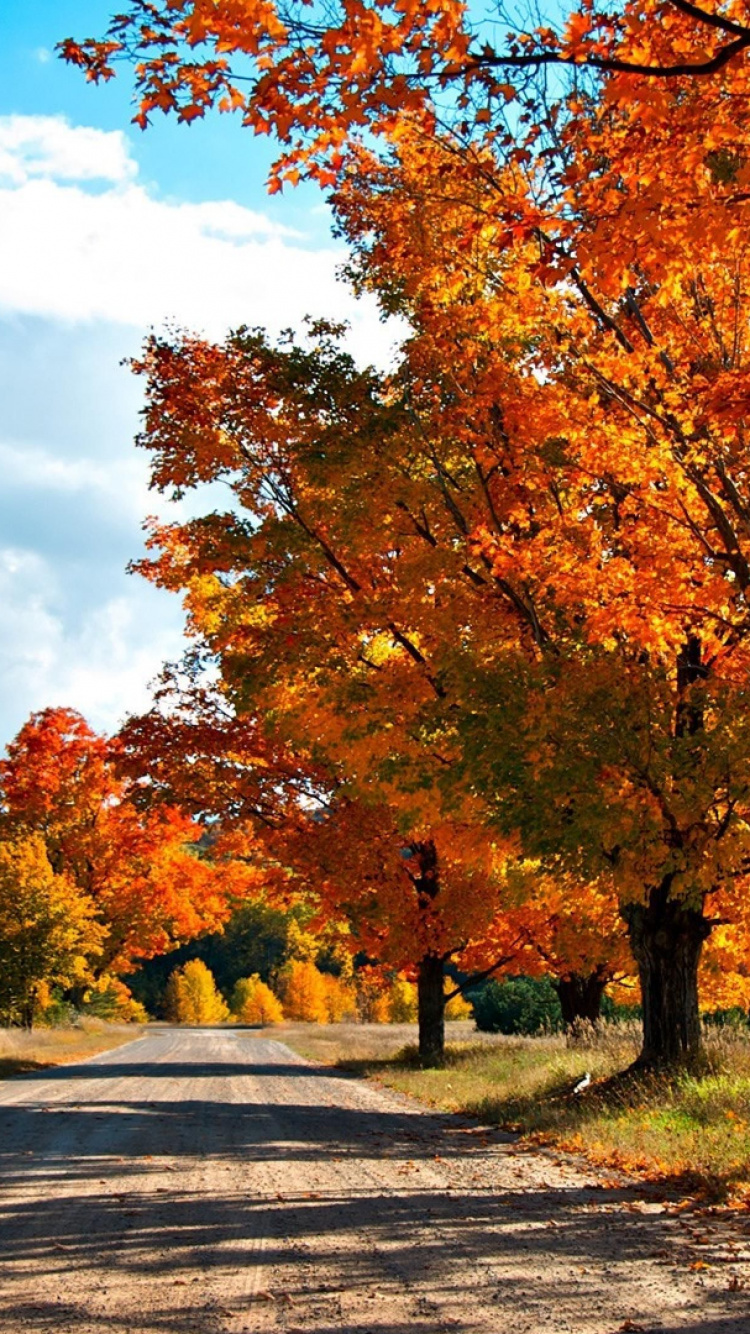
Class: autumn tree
129,181,750,1064
0,707,248,981
122,307,641,1057
277,958,329,1022
387,975,417,1023
61,0,750,186
0,834,104,1028
165,958,230,1023
230,973,284,1023
459,864,634,1028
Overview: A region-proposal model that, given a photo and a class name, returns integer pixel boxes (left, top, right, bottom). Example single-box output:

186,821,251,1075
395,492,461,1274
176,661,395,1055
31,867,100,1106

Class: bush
230,974,284,1024
82,977,149,1023
471,976,563,1036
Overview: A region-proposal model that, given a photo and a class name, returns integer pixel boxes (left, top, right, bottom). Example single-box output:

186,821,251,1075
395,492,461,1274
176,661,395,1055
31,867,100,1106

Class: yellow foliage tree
0,834,103,1028
277,959,328,1022
388,976,418,1023
230,974,284,1024
164,959,229,1024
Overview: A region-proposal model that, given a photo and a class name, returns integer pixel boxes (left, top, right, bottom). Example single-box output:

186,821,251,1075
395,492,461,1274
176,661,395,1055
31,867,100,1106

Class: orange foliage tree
116,321,557,1060
331,126,750,1065
0,708,249,982
231,974,285,1024
121,300,641,1052
277,958,329,1022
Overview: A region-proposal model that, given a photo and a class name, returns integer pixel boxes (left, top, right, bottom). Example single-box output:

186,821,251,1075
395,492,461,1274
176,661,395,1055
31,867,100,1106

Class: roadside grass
276,1019,750,1202
0,1020,143,1078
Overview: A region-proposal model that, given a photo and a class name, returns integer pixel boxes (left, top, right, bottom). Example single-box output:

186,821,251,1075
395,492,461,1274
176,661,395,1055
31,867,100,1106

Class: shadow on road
0,1041,747,1333
25,1061,334,1081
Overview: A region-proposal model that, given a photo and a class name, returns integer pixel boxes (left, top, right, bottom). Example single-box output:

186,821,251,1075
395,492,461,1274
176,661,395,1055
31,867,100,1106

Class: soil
0,1026,748,1333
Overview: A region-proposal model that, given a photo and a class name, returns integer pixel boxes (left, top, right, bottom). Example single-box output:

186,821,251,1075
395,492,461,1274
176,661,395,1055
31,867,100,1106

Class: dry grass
274,1019,481,1065
275,1019,750,1202
0,1021,143,1078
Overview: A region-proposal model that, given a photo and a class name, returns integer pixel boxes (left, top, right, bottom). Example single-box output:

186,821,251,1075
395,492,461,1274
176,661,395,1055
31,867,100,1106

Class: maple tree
461,865,634,1027
329,127,750,1066
128,181,750,1063
60,0,750,186
124,307,643,1057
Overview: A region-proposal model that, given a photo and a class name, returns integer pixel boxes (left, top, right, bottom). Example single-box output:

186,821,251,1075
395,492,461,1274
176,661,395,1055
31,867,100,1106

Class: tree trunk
623,879,711,1067
555,968,607,1027
417,953,445,1065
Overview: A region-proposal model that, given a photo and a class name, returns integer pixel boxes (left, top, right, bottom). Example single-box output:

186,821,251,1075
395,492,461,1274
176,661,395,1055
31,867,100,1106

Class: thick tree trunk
623,879,711,1067
555,968,607,1028
417,953,445,1065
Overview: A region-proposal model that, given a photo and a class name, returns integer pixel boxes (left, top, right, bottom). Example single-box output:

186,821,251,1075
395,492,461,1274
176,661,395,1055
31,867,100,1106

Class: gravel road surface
0,1027,748,1333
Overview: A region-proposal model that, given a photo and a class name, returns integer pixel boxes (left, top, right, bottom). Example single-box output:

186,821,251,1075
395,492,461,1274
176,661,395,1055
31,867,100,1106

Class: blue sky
0,2,392,751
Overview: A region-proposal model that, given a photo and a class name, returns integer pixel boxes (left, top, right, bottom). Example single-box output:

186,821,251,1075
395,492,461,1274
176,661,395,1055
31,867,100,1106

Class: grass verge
275,1020,750,1203
0,1020,144,1078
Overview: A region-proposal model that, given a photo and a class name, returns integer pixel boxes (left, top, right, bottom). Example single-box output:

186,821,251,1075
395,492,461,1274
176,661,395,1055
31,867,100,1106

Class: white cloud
0,438,144,501
0,114,399,366
0,115,402,749
0,546,186,743
0,114,137,186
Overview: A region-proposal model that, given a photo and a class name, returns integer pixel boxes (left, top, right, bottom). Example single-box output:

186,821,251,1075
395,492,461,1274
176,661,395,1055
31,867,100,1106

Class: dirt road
0,1028,747,1333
